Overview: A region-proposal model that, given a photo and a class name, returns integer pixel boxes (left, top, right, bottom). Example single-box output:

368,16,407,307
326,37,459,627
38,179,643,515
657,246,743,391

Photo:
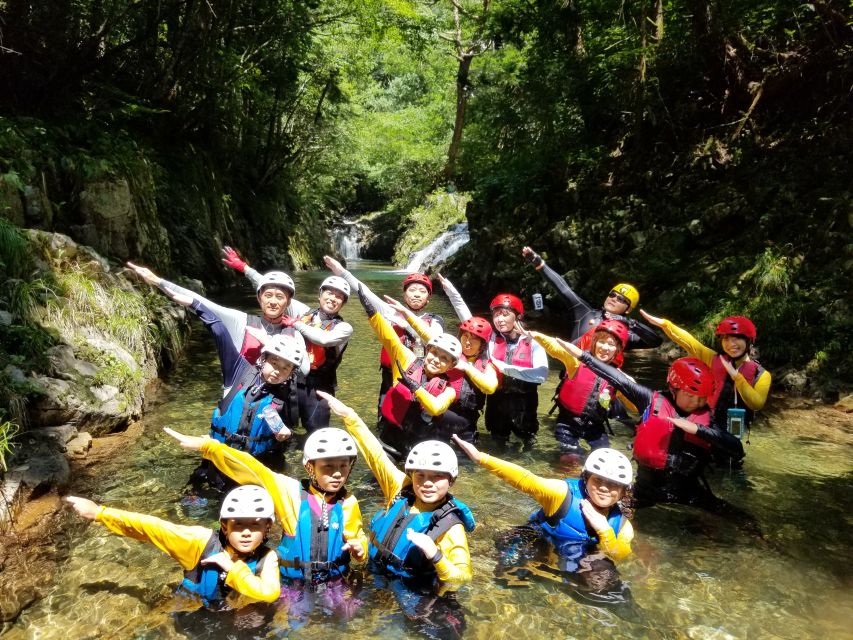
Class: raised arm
435,273,473,322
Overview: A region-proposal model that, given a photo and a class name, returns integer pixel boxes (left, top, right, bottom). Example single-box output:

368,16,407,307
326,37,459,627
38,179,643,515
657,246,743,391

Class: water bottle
532,293,544,311
261,405,288,435
598,388,611,410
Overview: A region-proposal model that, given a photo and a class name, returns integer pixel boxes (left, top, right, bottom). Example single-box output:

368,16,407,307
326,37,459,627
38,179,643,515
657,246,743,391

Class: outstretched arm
435,273,473,322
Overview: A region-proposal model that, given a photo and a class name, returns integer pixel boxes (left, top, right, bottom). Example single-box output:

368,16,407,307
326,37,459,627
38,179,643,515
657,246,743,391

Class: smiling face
592,333,621,363
261,354,294,385
411,469,453,506
721,334,748,359
319,287,346,315
603,291,630,315
305,456,353,493
258,286,291,321
584,474,626,510
424,346,454,376
223,517,270,555
459,331,484,358
674,389,707,413
491,307,517,335
403,283,430,312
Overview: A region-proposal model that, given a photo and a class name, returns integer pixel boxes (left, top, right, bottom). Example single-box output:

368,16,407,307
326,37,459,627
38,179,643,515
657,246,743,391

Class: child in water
65,485,280,610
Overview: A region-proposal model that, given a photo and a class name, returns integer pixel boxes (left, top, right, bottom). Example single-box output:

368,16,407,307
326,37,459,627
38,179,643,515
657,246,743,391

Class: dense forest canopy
0,0,851,400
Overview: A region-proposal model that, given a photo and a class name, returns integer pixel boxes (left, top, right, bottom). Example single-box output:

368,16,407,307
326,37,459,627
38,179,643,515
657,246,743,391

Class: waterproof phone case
261,405,287,434
726,407,747,439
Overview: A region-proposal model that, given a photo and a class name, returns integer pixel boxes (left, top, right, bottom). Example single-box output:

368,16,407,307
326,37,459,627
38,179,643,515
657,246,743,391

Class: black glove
396,359,421,393
524,250,544,268
357,284,377,317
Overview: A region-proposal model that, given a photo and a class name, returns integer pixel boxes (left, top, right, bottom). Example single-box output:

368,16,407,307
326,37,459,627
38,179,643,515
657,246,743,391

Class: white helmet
319,276,350,300
220,485,275,520
583,448,633,486
261,335,304,368
426,333,462,364
256,271,295,297
405,440,458,479
302,428,358,466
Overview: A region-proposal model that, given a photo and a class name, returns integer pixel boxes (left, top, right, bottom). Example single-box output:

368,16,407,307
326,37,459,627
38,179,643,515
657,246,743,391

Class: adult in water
222,247,354,432
323,255,444,411
640,311,770,465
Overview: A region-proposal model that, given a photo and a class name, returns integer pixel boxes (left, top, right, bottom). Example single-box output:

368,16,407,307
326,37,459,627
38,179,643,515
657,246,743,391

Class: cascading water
404,222,469,272
332,221,362,261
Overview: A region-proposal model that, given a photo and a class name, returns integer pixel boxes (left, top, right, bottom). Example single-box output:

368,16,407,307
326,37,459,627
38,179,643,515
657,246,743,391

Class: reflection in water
7,263,853,639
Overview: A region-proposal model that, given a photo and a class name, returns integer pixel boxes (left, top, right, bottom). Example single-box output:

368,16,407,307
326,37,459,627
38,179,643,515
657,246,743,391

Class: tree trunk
443,53,473,183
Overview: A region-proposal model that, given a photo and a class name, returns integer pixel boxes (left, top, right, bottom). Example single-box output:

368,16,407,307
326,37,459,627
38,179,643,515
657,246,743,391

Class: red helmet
490,293,524,317
715,316,756,341
402,272,433,295
666,357,715,397
594,319,629,349
459,316,493,342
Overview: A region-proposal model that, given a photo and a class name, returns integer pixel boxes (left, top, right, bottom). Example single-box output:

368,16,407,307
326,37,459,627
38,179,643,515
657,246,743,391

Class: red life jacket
240,316,292,363
380,360,462,428
709,356,762,408
633,391,711,470
453,353,491,414
491,333,534,389
300,311,345,373
379,314,441,369
557,363,613,421
576,326,625,368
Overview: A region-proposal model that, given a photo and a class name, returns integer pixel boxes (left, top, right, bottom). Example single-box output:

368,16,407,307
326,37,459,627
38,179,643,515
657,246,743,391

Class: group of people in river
64,243,772,633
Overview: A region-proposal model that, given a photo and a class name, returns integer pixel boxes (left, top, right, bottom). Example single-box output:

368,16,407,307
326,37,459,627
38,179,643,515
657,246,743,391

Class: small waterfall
404,223,470,272
332,221,362,261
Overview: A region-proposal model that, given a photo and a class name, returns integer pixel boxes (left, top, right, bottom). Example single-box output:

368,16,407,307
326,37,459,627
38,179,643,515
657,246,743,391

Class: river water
6,263,853,639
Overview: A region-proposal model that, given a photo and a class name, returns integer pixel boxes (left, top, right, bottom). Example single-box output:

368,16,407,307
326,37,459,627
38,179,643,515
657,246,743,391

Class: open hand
721,358,738,379
406,529,438,559
342,538,366,561
316,390,356,419
163,427,210,451
383,295,409,316
221,246,248,273
580,499,610,533
639,309,665,327
451,434,481,463
324,255,345,276
667,417,699,435
65,496,100,520
555,337,584,359
244,325,269,346
200,551,235,573
435,272,449,288
126,261,162,287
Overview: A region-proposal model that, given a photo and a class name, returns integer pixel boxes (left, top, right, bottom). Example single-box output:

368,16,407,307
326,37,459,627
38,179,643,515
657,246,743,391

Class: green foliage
393,190,471,265
0,218,29,279
0,419,18,473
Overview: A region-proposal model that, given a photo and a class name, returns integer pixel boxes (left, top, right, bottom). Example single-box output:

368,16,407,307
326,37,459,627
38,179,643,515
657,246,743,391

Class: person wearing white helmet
65,485,280,610
318,391,475,591
353,283,464,459
165,425,368,589
453,435,635,565
126,259,310,377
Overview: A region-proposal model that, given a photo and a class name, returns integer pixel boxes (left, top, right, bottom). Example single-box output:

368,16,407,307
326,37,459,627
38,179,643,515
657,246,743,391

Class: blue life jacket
530,478,623,547
277,481,350,582
210,361,285,457
369,492,476,580
178,531,270,609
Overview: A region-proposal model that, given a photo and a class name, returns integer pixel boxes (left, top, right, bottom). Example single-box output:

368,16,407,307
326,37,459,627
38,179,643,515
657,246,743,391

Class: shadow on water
6,264,853,639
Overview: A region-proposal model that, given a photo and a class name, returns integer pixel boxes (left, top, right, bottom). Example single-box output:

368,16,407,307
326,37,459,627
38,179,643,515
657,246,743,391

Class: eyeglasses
608,291,629,306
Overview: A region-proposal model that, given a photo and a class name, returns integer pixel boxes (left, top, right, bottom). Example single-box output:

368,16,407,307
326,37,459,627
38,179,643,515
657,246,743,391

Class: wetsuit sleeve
625,318,663,349
596,518,634,562
191,299,245,387
225,549,281,602
95,506,209,570
694,424,746,458
368,312,416,380
341,414,407,505
287,298,310,319
433,522,472,587
160,278,247,355
437,277,473,321
342,495,369,561
579,352,654,413
493,338,549,384
200,440,301,535
294,318,353,348
478,453,568,517
464,361,498,394
244,266,263,290
733,367,771,410
538,264,594,333
531,332,580,377
660,320,716,367
414,386,457,416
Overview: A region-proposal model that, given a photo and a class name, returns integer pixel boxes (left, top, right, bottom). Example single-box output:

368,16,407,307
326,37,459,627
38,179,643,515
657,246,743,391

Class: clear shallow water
7,264,853,639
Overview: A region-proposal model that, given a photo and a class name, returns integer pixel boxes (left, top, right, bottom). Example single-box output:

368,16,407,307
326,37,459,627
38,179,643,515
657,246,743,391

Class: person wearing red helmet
640,311,771,464
323,256,445,411
560,340,746,513
523,319,637,454
385,296,499,441
486,293,549,448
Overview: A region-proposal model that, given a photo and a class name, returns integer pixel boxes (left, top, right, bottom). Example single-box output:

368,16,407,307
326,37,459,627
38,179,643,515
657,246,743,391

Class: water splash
404,223,469,272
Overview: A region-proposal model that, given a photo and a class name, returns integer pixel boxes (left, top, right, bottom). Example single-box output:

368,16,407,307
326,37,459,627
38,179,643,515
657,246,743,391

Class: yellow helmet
609,283,639,311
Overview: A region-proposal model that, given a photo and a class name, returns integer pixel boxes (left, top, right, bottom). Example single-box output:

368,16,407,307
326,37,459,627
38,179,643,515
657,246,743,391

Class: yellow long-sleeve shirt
531,331,638,414
660,319,771,410
341,413,472,587
369,312,457,415
95,506,280,605
478,453,634,561
200,440,369,560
